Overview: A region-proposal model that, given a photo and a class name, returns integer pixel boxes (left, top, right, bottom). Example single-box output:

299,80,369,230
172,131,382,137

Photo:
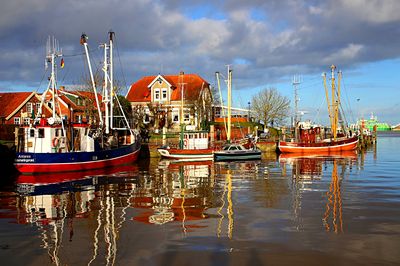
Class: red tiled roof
126,74,209,102
0,92,34,118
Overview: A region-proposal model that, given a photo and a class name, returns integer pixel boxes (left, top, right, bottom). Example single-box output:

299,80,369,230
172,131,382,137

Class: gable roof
126,73,209,103
0,92,36,119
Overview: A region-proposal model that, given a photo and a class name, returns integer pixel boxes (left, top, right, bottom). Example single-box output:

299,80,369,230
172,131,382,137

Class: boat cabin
16,118,95,153
183,131,209,149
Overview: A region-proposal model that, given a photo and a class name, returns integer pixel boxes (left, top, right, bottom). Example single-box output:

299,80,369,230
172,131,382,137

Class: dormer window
161,89,167,100
154,89,160,101
157,77,163,84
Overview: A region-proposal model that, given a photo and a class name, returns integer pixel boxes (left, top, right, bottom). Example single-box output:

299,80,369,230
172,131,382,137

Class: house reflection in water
132,160,214,229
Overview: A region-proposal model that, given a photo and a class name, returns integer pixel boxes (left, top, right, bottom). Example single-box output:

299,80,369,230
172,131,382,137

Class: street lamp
248,101,251,122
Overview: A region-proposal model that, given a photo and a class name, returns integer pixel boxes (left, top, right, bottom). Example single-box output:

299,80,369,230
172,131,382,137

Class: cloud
0,0,399,94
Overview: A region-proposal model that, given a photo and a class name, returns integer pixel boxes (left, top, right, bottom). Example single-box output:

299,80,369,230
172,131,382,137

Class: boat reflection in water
5,160,216,264
279,151,358,233
13,165,139,265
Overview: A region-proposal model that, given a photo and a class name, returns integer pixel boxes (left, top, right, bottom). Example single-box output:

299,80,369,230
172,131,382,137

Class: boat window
223,146,230,151
29,129,35,137
229,146,237,150
237,146,243,150
38,128,45,138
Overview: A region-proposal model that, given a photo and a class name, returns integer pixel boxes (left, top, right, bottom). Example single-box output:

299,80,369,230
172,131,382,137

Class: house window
172,109,179,123
29,129,35,137
38,128,45,138
26,102,33,114
184,113,190,123
36,103,41,112
23,118,30,125
154,89,160,101
14,117,20,125
161,89,167,100
144,108,151,124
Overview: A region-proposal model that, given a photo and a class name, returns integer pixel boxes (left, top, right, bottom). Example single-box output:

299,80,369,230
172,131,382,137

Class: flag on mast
60,58,65,68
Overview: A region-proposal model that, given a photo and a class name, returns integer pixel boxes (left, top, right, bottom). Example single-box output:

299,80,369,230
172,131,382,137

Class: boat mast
101,39,111,134
80,34,104,128
323,65,339,140
179,72,185,149
331,65,338,140
227,66,232,143
109,31,114,131
215,72,228,138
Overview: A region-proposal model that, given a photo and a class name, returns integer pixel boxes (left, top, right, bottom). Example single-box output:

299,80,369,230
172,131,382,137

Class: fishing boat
14,32,141,174
213,67,261,161
279,65,358,154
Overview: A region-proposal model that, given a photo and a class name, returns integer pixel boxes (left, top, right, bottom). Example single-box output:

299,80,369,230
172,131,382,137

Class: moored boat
213,67,261,161
279,65,358,154
278,135,358,153
214,143,261,161
14,32,141,174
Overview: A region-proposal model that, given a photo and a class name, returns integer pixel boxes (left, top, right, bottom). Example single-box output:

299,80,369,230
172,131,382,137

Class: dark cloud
0,0,400,94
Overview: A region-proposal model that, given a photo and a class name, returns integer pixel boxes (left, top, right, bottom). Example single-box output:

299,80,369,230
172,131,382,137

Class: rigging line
113,34,129,95
62,52,86,57
340,74,356,123
34,68,48,93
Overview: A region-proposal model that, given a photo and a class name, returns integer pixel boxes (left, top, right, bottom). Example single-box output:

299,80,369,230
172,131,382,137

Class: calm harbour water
0,134,399,265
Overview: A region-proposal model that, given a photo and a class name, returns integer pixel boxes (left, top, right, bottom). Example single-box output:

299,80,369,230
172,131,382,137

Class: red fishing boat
279,65,358,154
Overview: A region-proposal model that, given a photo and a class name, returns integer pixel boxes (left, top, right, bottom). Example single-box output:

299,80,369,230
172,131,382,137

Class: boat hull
278,136,358,153
214,150,262,161
15,142,141,174
157,148,214,161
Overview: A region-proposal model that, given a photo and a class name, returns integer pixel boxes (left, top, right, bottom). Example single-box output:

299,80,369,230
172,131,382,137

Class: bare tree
251,88,290,130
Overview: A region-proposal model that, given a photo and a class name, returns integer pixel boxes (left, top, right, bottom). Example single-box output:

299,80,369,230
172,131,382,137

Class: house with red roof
0,89,102,126
0,92,48,125
126,72,213,131
42,87,104,125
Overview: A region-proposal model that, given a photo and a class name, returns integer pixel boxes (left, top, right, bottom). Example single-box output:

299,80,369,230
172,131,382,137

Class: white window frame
36,102,41,112
161,88,168,101
26,102,33,114
184,113,190,123
154,89,160,101
172,108,180,123
143,108,151,124
14,117,21,125
23,118,30,125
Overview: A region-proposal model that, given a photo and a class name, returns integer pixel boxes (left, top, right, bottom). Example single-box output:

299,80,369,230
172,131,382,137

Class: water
0,135,400,265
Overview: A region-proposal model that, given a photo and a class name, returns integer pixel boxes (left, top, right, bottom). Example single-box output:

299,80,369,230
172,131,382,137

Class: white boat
213,67,261,161
214,143,261,161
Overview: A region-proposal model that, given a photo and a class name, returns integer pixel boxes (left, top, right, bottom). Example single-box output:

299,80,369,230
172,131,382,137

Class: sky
1,0,400,125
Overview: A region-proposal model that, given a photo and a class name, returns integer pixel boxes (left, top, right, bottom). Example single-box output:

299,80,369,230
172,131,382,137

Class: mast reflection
280,151,358,233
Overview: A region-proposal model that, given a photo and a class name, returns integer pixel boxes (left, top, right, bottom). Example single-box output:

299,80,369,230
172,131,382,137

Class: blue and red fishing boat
15,32,141,174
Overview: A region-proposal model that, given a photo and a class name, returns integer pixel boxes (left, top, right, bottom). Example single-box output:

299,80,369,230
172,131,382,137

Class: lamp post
248,101,251,122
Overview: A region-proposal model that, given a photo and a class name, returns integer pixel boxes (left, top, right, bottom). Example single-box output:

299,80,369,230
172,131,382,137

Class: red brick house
0,92,49,125
0,89,102,126
126,72,213,131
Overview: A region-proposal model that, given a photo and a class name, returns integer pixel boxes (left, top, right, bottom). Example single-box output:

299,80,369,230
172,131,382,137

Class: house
42,87,103,125
126,72,213,131
0,89,102,126
0,92,49,125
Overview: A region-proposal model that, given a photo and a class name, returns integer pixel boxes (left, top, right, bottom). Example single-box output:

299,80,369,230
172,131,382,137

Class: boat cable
340,74,356,124
112,34,130,96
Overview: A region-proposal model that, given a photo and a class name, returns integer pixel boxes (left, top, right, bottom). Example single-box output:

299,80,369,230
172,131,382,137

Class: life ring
52,137,60,148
